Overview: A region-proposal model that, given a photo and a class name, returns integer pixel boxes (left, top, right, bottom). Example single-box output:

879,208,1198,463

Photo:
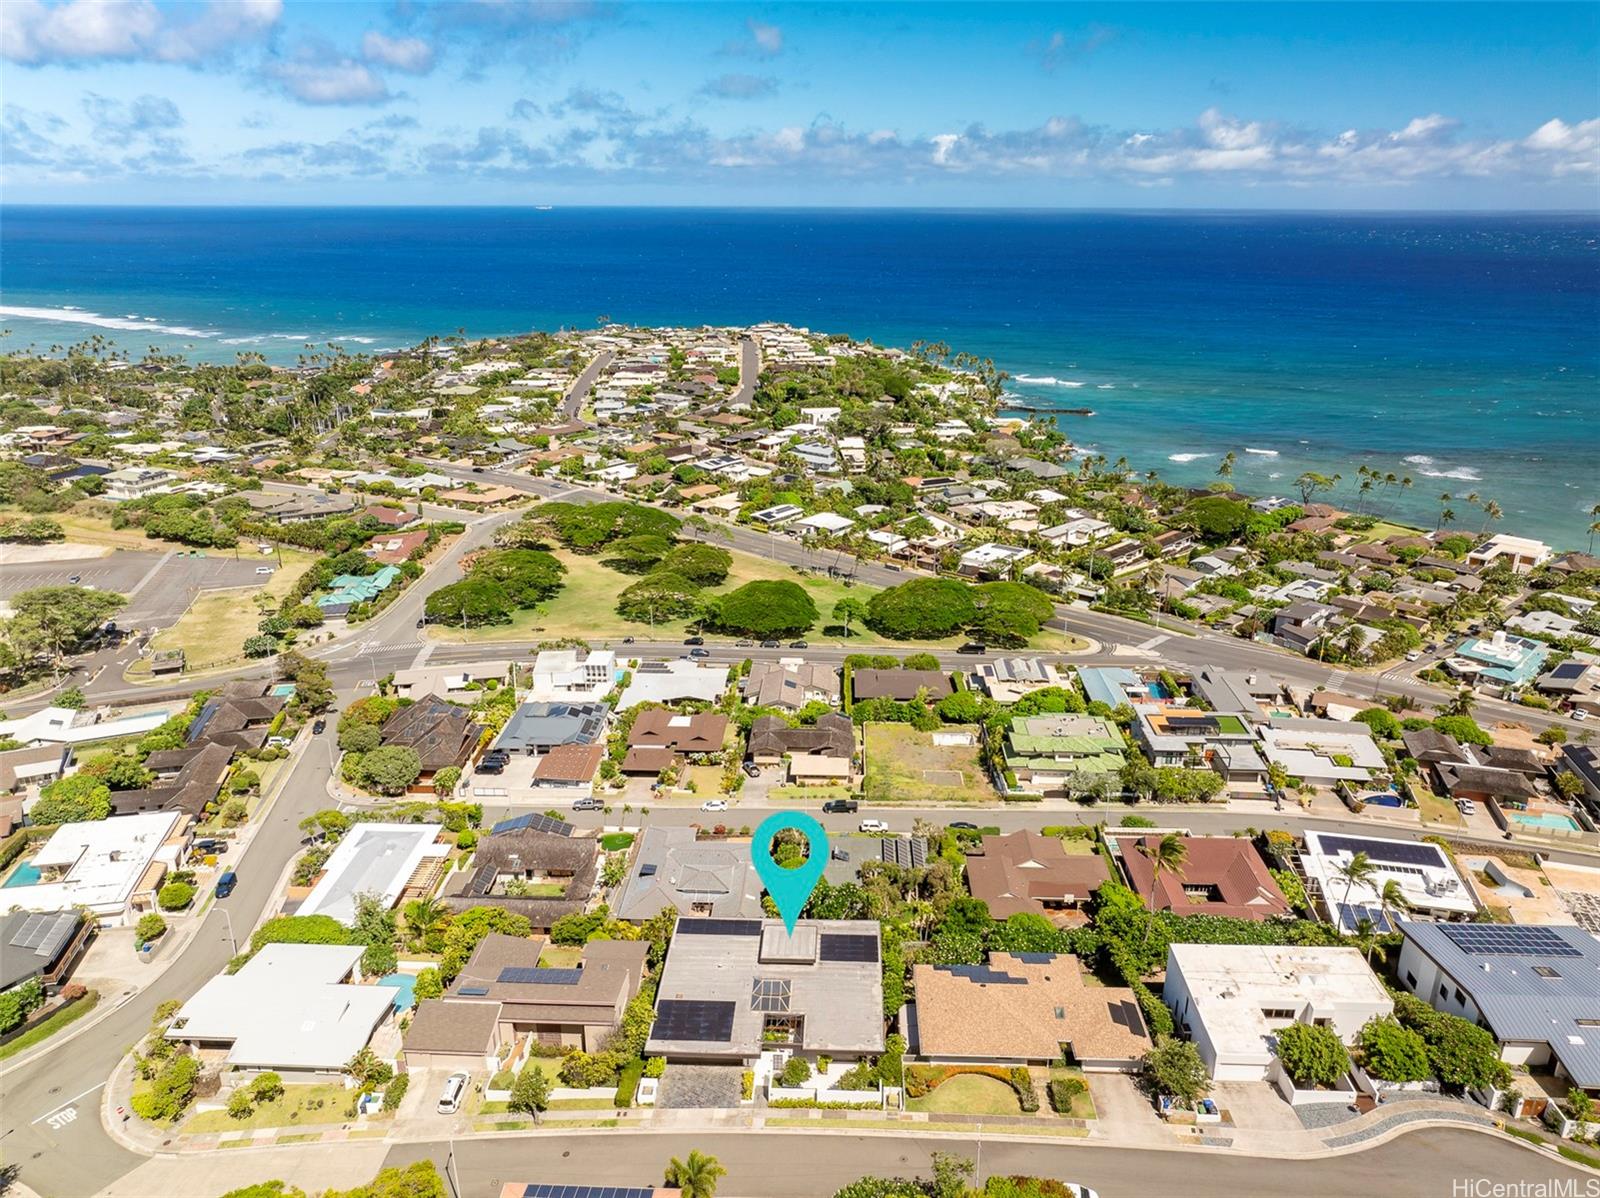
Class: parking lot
0,548,277,628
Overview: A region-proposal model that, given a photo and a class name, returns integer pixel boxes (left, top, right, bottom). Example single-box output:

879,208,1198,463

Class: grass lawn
0,991,98,1061
512,882,568,898
1416,787,1463,828
1,505,193,554
430,545,1087,652
862,723,991,804
906,1075,1022,1116
599,832,635,851
1048,1068,1097,1119
769,785,855,802
1056,838,1097,856
138,547,318,671
182,1084,361,1133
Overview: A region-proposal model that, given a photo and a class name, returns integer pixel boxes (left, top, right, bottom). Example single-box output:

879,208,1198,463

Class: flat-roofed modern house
647,918,884,1065
1255,718,1386,787
1466,533,1552,574
911,952,1150,1071
616,661,731,710
1394,922,1600,1098
297,823,448,925
493,702,608,757
964,830,1109,919
613,826,764,922
1299,830,1478,934
166,944,393,1075
1163,944,1392,1081
3,811,184,926
974,657,1062,702
1117,835,1291,921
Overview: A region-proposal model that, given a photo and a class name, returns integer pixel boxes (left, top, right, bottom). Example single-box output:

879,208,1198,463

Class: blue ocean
2,207,1595,547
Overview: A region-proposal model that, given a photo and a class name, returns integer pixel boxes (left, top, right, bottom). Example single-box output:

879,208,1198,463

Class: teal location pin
753,811,829,933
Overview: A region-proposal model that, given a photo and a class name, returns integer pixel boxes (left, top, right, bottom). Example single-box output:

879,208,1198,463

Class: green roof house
1003,714,1126,796
317,565,401,614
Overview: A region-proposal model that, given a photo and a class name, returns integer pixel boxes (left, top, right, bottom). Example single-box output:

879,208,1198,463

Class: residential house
964,830,1110,919
1117,835,1290,921
186,681,287,753
2,811,184,926
109,742,233,818
615,660,730,710
491,702,607,758
102,467,180,502
974,657,1063,702
850,668,954,704
957,543,1032,578
1298,831,1477,933
613,825,764,922
911,952,1150,1071
446,827,598,931
316,565,400,616
620,710,729,775
646,918,884,1065
1272,602,1343,655
745,714,855,785
381,696,483,779
1466,534,1552,574
531,744,605,795
0,909,93,997
1163,944,1393,1081
529,649,617,703
1255,717,1386,788
1444,632,1551,692
390,661,511,702
740,660,841,712
297,823,448,925
1001,715,1125,797
1395,922,1600,1099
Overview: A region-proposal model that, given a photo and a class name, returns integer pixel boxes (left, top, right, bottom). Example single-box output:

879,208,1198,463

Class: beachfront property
1162,944,1393,1081
1298,830,1478,934
613,826,764,922
1114,834,1292,921
963,830,1110,918
910,952,1151,1071
166,944,394,1075
296,823,448,925
973,657,1064,702
1394,922,1600,1098
646,918,884,1065
2,811,185,927
1444,631,1551,692
1466,534,1553,574
1001,714,1126,797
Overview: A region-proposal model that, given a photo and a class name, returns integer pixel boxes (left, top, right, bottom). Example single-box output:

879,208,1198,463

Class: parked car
312,719,327,734
67,574,81,584
1573,710,1589,722
742,763,760,778
571,797,603,811
477,754,508,775
215,870,237,899
255,566,274,575
1456,798,1477,816
622,636,636,644
437,1073,469,1114
949,821,978,830
789,640,809,649
701,799,730,812
266,735,292,749
957,642,986,655
822,799,858,814
858,819,890,833
736,639,755,647
416,618,427,629
1405,649,1422,661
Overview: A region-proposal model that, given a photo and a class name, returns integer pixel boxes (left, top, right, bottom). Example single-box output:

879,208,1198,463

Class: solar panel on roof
1336,903,1393,934
498,967,583,985
1317,835,1443,869
1439,924,1584,958
639,863,657,876
490,811,574,837
1014,952,1059,964
520,1186,658,1198
675,918,762,937
818,933,879,963
1549,662,1587,680
651,999,736,1042
458,986,489,996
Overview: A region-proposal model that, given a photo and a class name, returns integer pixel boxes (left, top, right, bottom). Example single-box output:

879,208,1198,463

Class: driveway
656,1065,744,1109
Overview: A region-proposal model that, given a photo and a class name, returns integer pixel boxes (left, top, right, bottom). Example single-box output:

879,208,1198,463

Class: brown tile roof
913,953,1151,1063
380,696,482,772
534,743,604,784
404,998,502,1054
964,831,1109,919
851,668,955,702
1120,836,1290,921
628,709,728,754
747,713,853,760
621,745,677,775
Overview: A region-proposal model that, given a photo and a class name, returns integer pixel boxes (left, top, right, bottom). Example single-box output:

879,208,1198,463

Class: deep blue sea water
2,207,1596,547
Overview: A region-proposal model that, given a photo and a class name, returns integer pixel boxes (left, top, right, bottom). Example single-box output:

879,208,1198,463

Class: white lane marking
33,1081,105,1124
1135,634,1169,651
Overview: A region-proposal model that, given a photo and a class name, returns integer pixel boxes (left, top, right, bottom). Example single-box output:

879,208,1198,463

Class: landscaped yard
862,723,989,803
182,1084,363,1133
430,544,1087,652
599,833,635,852
511,882,568,898
1049,1068,1097,1119
906,1074,1022,1116
137,547,319,671
1415,787,1463,828
0,991,99,1061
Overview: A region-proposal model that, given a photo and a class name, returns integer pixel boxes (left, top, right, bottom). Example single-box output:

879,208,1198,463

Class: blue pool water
270,683,297,698
3,863,41,888
378,973,417,1011
1510,811,1581,832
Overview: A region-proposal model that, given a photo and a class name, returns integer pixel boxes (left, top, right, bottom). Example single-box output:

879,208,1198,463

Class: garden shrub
1047,1076,1087,1114
614,1058,645,1107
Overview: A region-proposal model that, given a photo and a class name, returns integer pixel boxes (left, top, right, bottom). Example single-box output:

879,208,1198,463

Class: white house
296,823,447,925
1466,534,1552,574
102,466,180,502
751,504,804,527
616,660,731,710
1163,944,1392,1081
3,812,184,926
1255,718,1386,787
794,512,856,537
529,649,617,702
958,543,1033,578
1299,831,1478,933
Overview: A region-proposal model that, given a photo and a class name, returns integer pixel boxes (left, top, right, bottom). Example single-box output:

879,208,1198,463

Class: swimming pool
1510,811,1581,832
378,972,417,1011
2,862,41,888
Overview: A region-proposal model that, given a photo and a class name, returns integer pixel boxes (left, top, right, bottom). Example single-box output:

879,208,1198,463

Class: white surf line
32,1081,105,1123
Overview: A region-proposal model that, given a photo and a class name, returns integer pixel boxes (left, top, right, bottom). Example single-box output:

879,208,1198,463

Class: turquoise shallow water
3,862,42,888
2,207,1595,547
378,972,417,1011
1508,811,1581,831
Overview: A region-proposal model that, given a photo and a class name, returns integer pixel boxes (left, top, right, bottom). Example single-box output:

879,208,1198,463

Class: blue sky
2,1,1597,206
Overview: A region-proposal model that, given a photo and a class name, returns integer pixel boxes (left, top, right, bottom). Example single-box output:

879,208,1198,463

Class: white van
437,1072,469,1114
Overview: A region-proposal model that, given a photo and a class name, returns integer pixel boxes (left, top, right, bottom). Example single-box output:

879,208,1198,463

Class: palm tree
403,896,447,950
1479,499,1503,535
1266,761,1291,803
1334,851,1377,927
1435,492,1452,531
1372,878,1409,960
1216,452,1236,481
1444,686,1476,718
666,1150,727,1198
1138,833,1188,944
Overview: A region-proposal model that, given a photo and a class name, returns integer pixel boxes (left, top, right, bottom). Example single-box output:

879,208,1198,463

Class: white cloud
266,59,392,106
723,17,782,57
697,73,777,100
362,30,435,75
2,0,280,66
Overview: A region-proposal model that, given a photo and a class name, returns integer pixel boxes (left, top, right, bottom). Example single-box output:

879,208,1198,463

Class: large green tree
616,571,704,624
31,774,112,825
4,585,126,674
865,578,976,639
711,580,818,638
467,548,565,607
424,578,514,627
658,543,733,585
969,581,1054,647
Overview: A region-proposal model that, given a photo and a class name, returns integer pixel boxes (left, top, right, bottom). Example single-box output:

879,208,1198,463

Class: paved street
0,725,343,1198
379,1126,1594,1198
559,350,613,421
